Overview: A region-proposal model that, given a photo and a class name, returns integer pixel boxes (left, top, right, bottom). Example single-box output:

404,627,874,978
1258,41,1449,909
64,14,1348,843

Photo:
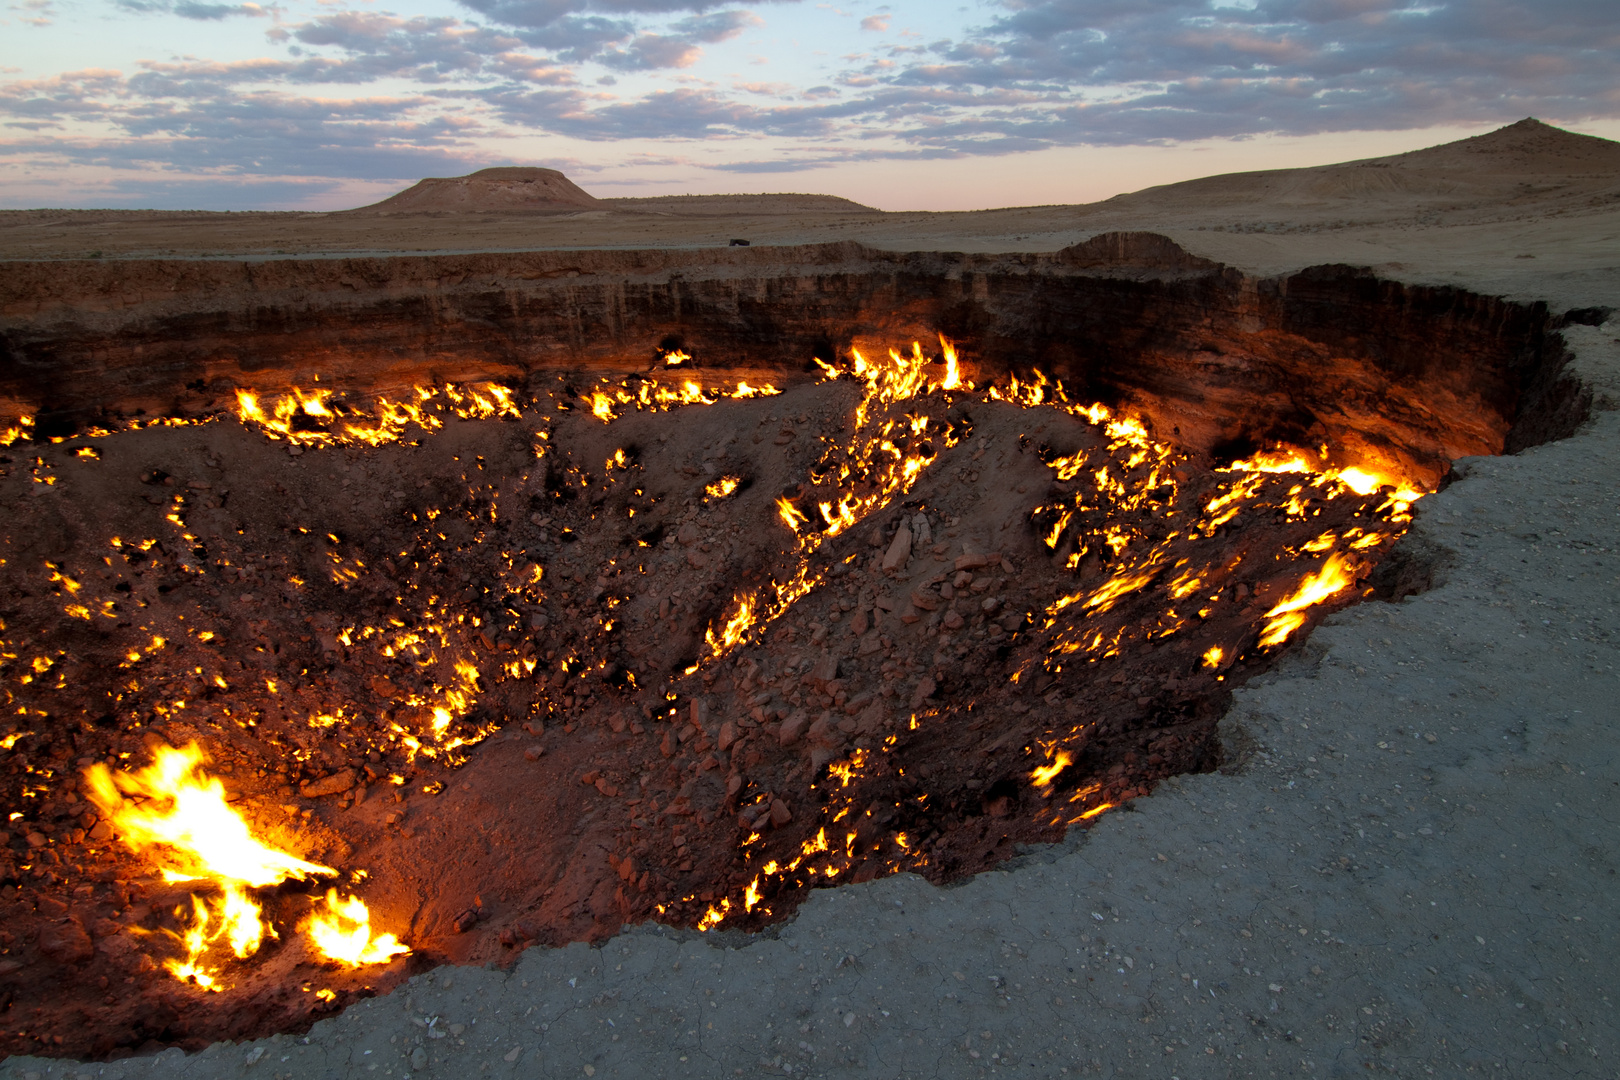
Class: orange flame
305,890,411,965
84,744,408,986
706,593,758,656
85,744,333,888
1258,551,1356,647
1030,751,1072,788
776,496,808,533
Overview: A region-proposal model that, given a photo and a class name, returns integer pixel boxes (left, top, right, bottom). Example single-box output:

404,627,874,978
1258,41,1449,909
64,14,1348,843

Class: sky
1,0,1617,211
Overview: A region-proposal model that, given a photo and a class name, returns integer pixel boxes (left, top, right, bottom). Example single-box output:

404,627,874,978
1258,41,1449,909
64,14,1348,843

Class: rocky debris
38,918,94,965
778,711,810,746
881,520,912,571
0,351,1416,1059
911,513,932,546
300,771,356,799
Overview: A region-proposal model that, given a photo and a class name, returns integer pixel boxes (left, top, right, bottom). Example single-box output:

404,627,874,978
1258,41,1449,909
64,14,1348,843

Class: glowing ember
705,476,741,500
1030,751,1072,788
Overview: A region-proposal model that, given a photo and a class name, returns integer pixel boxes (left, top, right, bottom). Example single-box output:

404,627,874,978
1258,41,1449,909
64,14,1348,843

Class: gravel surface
4,257,1617,1078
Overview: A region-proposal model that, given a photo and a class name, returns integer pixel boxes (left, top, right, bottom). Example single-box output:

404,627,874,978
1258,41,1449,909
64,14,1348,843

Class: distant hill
345,168,883,217
346,167,606,215
1105,118,1620,214
600,193,881,215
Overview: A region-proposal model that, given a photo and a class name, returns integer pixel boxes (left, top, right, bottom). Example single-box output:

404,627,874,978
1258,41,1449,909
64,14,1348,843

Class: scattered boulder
881,521,913,571
300,770,355,798
911,513,932,545
38,918,94,965
778,710,810,746
807,654,840,689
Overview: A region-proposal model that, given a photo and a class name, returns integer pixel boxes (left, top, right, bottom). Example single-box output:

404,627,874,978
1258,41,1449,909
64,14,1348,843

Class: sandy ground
2,119,1618,1078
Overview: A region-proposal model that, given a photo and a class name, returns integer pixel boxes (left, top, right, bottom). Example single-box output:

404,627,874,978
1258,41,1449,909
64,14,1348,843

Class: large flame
86,743,334,888
84,744,408,987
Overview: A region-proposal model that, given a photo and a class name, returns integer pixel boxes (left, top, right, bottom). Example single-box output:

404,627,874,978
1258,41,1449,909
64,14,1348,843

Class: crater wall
0,234,1577,484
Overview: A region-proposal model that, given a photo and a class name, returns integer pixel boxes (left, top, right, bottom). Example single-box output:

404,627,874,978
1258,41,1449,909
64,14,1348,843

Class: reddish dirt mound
0,352,1430,1061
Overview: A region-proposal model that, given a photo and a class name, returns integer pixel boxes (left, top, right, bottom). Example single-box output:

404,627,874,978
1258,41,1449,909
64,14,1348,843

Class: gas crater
0,234,1584,1059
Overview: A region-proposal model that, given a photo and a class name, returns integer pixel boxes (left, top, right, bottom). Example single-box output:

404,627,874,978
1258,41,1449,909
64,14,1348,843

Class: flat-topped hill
347,167,606,215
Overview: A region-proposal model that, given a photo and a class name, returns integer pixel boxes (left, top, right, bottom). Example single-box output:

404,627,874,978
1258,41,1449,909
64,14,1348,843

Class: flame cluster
233,382,519,448
585,376,780,424
676,340,1425,931
84,744,406,989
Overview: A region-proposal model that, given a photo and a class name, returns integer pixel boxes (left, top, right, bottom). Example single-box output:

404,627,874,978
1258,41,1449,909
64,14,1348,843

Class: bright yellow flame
697,898,731,930
705,476,741,500
1030,750,1071,788
938,334,961,391
1202,645,1224,668
776,496,808,533
85,744,334,888
706,593,757,656
305,889,411,966
83,744,343,986
1258,551,1357,647
1333,467,1381,496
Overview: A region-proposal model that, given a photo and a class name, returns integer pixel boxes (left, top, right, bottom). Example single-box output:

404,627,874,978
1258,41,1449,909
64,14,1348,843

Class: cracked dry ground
0,370,1413,1060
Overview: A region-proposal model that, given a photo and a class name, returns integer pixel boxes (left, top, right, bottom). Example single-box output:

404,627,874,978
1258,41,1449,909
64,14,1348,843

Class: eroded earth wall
0,234,1572,485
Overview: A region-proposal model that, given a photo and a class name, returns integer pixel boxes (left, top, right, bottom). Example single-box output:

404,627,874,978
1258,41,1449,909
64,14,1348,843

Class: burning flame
705,593,757,656
83,744,409,987
85,744,333,888
1030,751,1072,788
776,496,808,533
1258,551,1357,647
705,476,741,500
305,890,410,965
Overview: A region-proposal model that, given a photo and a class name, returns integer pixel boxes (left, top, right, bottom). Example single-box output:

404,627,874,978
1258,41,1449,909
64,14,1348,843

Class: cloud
112,0,268,17
4,0,1617,211
173,1,268,20
598,32,702,69
671,9,760,42
899,0,1620,146
452,0,795,33
10,0,54,26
